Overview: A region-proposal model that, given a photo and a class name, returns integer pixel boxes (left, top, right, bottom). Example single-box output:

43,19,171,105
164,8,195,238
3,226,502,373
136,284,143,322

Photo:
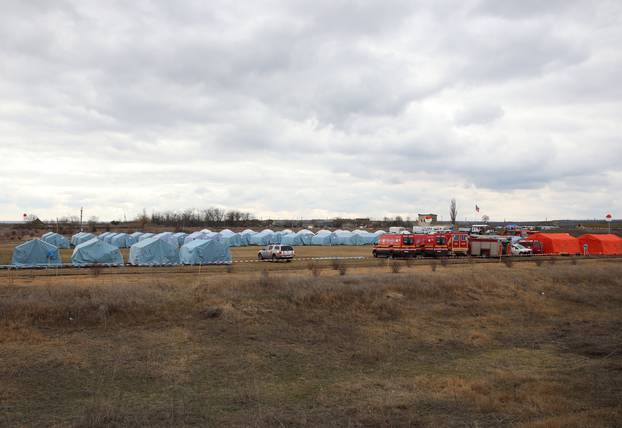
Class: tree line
141,208,260,227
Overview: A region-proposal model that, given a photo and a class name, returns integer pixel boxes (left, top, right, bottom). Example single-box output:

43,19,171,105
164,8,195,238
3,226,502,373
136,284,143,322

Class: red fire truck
372,232,469,258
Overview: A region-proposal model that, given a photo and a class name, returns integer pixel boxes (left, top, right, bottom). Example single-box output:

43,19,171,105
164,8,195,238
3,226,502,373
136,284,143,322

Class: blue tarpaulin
129,236,179,265
179,239,231,264
72,238,124,265
42,232,70,249
12,239,62,266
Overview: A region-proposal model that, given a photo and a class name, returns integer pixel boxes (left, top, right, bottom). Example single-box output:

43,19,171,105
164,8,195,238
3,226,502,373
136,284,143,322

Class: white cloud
0,0,621,221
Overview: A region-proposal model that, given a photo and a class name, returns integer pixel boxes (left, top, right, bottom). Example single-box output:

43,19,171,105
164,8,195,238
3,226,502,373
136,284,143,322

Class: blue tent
250,229,276,246
70,232,82,246
295,229,314,245
129,236,179,266
333,230,356,245
218,229,244,247
72,232,96,246
281,232,305,246
271,229,292,244
154,232,179,248
12,239,61,267
103,233,117,244
347,230,376,245
138,233,155,241
72,238,124,265
42,231,55,240
98,232,113,241
128,232,144,246
184,229,215,244
179,239,231,264
173,232,188,246
42,232,70,249
311,231,337,246
240,229,257,245
110,233,130,248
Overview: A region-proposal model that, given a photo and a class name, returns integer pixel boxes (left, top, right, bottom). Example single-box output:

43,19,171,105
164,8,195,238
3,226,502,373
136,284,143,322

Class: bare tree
450,198,457,226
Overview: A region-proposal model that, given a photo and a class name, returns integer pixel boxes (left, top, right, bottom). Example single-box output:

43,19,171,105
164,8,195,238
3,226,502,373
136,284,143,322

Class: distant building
418,213,437,225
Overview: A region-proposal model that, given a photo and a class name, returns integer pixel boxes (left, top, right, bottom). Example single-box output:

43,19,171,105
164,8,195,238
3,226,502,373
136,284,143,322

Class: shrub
90,265,102,277
390,262,401,274
307,262,321,277
259,270,270,288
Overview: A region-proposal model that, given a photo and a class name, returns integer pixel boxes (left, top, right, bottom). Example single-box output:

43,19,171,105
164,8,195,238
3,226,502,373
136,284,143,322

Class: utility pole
80,207,83,232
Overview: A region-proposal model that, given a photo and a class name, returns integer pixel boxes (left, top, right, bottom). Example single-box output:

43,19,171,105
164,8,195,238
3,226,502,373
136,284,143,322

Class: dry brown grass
0,262,621,426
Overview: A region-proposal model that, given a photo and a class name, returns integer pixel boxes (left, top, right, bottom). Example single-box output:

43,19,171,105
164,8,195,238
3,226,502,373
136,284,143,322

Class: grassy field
1,260,621,426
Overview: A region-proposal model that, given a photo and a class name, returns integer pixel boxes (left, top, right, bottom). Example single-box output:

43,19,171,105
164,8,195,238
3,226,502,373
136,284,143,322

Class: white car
511,243,533,256
258,245,295,262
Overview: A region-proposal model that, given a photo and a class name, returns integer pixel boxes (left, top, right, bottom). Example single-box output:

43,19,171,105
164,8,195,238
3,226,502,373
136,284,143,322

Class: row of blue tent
11,236,231,267
57,229,388,249
183,228,387,246
39,228,388,253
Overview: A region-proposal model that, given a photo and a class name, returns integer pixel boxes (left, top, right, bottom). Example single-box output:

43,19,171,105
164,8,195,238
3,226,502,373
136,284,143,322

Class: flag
475,205,480,213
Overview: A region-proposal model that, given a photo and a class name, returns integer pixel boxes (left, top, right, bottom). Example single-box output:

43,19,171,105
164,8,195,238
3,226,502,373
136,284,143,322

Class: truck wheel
272,255,277,262
258,254,263,260
372,251,377,258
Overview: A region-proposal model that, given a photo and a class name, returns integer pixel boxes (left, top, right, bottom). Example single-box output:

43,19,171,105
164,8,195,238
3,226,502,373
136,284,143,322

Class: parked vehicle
445,232,470,256
258,245,295,262
519,239,544,255
469,237,511,257
373,233,460,258
511,243,533,256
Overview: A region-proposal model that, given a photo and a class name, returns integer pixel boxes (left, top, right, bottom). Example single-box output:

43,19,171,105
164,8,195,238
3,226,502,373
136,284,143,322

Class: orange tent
577,234,622,255
528,233,580,255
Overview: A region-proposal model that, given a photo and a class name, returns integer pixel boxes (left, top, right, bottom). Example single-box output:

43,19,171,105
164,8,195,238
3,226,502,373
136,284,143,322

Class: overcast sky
1,0,620,222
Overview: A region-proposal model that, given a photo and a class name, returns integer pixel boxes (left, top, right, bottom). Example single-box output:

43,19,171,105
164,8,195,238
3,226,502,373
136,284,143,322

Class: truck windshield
436,237,446,245
402,237,413,245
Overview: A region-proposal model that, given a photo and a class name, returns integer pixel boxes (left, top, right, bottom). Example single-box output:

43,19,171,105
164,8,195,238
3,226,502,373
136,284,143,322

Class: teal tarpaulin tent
250,229,275,246
281,232,305,246
240,229,257,245
110,233,130,248
173,232,188,246
129,236,179,265
311,230,337,246
138,233,155,241
154,232,179,248
128,232,144,246
42,232,70,249
72,232,96,246
98,232,113,241
295,229,314,245
180,239,231,264
218,229,244,247
12,239,61,266
72,238,124,265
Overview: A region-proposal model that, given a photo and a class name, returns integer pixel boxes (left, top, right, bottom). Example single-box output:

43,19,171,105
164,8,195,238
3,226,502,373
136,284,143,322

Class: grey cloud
454,105,504,126
0,0,621,220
